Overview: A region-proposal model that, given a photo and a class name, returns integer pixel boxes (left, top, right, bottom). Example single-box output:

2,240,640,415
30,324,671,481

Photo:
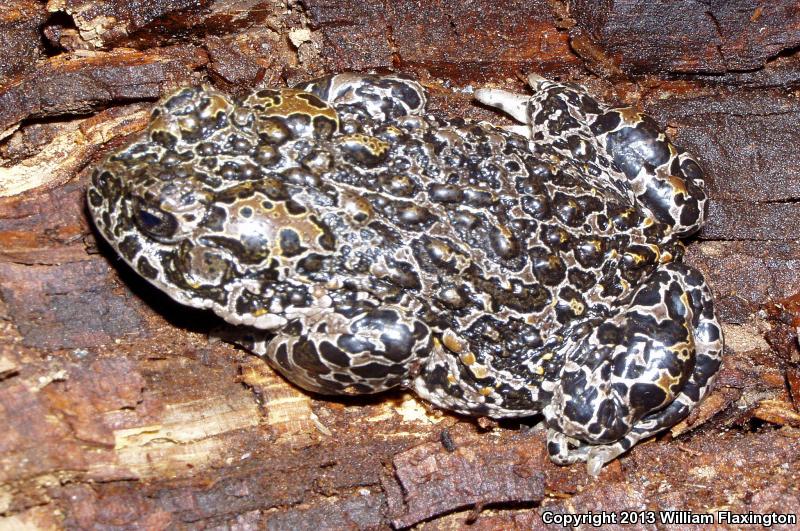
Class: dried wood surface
1,0,800,529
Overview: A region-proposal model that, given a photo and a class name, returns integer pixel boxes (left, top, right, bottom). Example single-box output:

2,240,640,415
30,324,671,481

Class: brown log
570,0,800,74
1,0,800,528
0,1,46,83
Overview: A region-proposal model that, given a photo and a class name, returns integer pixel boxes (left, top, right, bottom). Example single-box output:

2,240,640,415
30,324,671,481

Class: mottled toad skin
87,73,723,474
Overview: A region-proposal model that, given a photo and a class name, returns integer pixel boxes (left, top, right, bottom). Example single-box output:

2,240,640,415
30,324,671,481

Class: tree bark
1,0,799,528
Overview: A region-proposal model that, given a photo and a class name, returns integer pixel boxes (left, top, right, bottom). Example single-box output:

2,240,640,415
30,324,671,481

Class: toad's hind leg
475,74,709,238
296,73,427,123
543,262,723,475
233,306,432,396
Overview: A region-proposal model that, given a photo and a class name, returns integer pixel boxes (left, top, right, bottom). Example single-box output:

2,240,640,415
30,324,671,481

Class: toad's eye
133,200,178,241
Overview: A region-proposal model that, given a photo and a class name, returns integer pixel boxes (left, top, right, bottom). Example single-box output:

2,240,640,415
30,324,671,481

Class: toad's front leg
543,262,723,475
236,304,432,396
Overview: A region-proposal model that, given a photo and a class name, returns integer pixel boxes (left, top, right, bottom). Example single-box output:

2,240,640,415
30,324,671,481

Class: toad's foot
476,74,709,238
543,262,723,475
546,429,628,477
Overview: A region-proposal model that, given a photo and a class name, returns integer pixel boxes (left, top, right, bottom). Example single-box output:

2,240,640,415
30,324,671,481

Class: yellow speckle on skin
470,364,489,379
627,253,643,265
383,126,403,136
447,374,458,385
649,244,661,259
442,330,466,353
460,352,476,366
668,174,688,196
261,89,339,125
667,142,678,157
341,133,389,156
479,387,492,396
675,346,693,361
656,371,681,393
569,299,585,315
617,107,643,123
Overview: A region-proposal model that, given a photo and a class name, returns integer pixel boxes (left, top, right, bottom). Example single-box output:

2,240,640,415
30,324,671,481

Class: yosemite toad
87,73,723,474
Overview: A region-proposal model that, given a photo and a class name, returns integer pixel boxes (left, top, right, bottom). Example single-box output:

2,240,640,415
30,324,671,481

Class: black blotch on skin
332,373,355,383
605,117,670,179
590,110,621,135
352,310,417,362
630,382,668,413
235,291,269,317
297,92,330,109
202,205,227,231
338,334,374,354
310,216,336,250
88,189,104,208
137,256,159,280
291,338,331,375
199,235,270,263
632,282,662,307
118,235,142,261
391,81,423,110
274,343,293,372
562,389,596,425
279,229,306,257
312,115,339,139
530,247,567,286
350,362,400,379
319,341,352,367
